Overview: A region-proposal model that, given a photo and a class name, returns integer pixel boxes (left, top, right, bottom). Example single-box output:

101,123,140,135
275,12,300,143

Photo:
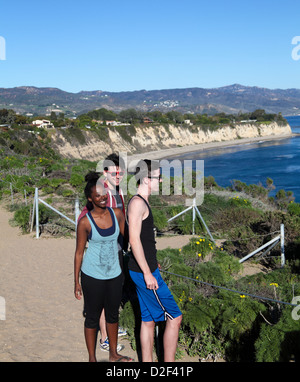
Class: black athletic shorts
81,271,124,328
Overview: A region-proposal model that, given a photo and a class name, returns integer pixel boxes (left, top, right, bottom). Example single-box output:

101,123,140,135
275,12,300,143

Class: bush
70,173,84,187
255,308,300,361
13,205,31,232
288,201,300,216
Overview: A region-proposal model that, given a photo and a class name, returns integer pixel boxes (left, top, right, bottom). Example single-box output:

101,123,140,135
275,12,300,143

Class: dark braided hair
84,171,100,211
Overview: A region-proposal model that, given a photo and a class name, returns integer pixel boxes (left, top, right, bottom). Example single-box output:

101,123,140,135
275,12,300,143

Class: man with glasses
102,153,125,215
127,159,182,362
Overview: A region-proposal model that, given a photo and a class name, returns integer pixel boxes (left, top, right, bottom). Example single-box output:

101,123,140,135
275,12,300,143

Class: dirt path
0,204,199,362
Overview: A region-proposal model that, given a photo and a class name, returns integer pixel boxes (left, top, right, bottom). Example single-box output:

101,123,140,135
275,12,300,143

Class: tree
250,109,266,121
166,111,184,124
0,109,16,124
119,108,143,123
266,177,275,191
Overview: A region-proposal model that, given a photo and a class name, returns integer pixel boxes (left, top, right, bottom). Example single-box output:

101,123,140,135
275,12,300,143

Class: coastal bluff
50,122,292,162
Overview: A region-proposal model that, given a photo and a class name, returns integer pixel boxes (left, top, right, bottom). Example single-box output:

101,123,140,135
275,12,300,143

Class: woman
74,172,133,362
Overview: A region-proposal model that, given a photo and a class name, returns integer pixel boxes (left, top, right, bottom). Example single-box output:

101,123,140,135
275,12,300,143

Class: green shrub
70,173,84,187
288,201,300,216
13,205,31,232
255,308,300,361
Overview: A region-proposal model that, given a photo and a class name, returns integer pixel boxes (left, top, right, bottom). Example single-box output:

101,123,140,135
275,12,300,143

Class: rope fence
160,270,298,307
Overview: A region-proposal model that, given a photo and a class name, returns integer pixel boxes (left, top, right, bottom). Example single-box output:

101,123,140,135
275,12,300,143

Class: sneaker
99,337,124,352
118,328,127,337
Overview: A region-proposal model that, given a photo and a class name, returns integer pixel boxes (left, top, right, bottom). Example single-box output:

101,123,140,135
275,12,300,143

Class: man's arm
128,197,158,290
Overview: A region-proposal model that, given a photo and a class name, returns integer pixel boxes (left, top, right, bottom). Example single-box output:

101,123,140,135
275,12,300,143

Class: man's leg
140,320,155,362
163,314,182,362
99,310,107,342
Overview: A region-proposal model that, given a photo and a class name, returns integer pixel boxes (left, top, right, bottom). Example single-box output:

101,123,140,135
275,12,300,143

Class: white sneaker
99,337,124,352
118,328,127,337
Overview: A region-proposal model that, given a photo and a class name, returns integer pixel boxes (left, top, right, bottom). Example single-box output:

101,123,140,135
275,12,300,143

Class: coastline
127,132,295,169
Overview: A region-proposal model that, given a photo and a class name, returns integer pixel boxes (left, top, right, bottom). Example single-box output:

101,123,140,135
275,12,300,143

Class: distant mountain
1,84,300,116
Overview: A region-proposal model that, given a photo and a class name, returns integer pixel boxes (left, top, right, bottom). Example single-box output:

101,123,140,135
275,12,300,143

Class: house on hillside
106,120,130,126
32,119,54,129
143,117,154,123
0,124,10,131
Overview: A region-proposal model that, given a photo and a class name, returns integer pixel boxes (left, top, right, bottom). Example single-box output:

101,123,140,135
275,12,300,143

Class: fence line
30,188,285,267
31,187,79,238
167,197,215,242
239,224,285,266
160,270,297,307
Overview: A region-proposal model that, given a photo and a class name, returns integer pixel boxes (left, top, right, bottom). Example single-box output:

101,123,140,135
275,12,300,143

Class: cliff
50,122,292,162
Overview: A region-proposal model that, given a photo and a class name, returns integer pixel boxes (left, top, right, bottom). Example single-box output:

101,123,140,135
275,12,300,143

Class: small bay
166,116,300,202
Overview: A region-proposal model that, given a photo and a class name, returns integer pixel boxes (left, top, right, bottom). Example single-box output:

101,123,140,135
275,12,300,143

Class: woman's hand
74,282,82,300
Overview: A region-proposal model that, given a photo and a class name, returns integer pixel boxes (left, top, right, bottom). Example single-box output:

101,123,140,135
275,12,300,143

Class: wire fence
160,270,298,307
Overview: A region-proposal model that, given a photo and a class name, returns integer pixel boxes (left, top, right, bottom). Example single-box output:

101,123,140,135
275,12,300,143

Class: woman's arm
74,217,89,300
113,208,125,237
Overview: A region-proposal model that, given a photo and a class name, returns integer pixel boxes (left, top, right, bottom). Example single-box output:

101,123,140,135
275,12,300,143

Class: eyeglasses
148,174,162,180
106,171,125,177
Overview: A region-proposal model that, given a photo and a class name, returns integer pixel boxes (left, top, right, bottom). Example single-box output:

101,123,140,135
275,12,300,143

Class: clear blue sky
1,0,300,93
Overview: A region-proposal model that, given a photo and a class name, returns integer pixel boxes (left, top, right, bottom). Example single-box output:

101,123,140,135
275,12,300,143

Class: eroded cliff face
50,122,292,161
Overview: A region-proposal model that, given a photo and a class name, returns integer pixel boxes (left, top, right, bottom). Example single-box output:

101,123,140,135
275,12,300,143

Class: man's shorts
129,268,182,322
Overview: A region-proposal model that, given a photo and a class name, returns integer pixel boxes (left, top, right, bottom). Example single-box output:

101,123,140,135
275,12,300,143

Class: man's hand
144,272,159,290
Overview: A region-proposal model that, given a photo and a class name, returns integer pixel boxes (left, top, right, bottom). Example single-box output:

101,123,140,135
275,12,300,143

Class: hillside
1,84,300,116
50,121,292,162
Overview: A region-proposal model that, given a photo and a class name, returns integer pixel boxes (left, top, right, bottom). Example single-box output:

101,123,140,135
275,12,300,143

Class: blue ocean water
167,116,300,202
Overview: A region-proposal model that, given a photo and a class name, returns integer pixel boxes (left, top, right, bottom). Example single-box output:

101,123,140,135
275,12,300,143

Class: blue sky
1,0,300,92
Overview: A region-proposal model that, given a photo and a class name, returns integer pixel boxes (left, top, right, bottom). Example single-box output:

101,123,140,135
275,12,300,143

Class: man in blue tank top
127,159,182,362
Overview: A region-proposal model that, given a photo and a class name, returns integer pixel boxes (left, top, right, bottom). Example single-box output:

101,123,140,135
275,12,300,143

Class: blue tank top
81,208,121,280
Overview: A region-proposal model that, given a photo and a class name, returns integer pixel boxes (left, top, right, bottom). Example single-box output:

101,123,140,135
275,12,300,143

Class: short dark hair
103,153,125,171
135,159,160,185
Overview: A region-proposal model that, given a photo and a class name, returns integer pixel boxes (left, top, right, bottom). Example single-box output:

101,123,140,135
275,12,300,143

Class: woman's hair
84,171,100,211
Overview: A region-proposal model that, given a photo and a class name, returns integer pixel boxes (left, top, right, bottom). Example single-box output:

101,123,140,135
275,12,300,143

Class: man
77,153,127,352
77,153,125,221
102,153,126,216
127,159,182,362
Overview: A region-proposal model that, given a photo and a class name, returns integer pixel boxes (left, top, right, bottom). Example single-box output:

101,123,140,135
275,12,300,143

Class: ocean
166,116,300,202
